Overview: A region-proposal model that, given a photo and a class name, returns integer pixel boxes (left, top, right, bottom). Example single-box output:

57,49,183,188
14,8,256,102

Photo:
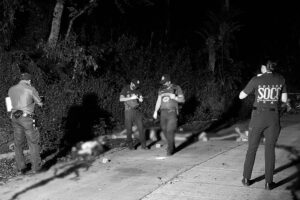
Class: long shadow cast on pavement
9,159,94,200
251,144,300,197
40,92,113,171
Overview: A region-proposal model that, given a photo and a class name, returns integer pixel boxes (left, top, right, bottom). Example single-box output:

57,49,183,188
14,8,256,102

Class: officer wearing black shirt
239,60,288,190
120,78,147,150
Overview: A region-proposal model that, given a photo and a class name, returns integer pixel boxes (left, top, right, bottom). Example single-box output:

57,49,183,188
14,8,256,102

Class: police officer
239,60,288,190
8,73,43,175
153,74,185,156
119,78,147,150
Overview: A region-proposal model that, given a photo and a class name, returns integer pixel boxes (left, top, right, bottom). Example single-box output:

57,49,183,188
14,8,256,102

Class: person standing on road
8,73,44,175
239,60,288,190
120,78,148,150
153,74,185,156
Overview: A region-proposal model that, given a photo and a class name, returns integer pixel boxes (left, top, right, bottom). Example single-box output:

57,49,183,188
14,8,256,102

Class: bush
0,35,244,155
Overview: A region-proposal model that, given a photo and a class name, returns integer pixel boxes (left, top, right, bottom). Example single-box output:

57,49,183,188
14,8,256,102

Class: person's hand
38,102,44,108
169,93,176,99
131,94,138,100
138,95,143,102
153,111,157,119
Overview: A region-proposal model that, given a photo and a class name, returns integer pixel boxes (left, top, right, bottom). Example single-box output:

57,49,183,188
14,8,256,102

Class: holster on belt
12,110,23,119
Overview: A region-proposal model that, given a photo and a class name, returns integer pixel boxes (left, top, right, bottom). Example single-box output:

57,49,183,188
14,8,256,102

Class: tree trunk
65,1,97,40
48,0,64,47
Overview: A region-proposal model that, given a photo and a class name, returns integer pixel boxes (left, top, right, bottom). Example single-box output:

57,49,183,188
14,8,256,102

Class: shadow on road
251,144,300,196
40,92,113,171
9,159,94,200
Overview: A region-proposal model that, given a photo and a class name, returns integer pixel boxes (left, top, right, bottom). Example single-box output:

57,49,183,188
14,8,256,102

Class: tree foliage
0,0,24,49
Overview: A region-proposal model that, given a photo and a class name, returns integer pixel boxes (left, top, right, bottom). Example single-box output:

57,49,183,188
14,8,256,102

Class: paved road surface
1,114,299,200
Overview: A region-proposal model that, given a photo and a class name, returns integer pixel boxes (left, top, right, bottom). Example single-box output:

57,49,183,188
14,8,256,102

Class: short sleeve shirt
242,73,287,108
120,85,142,110
159,84,183,110
8,81,42,114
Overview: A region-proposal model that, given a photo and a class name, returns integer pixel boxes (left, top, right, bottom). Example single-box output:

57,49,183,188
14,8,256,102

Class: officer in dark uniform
8,73,44,175
120,78,147,150
239,60,288,190
153,74,185,156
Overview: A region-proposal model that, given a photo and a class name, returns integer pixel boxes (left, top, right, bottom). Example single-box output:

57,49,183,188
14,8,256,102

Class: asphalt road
1,113,299,200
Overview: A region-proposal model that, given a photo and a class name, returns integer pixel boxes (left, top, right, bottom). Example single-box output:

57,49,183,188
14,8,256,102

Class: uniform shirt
8,80,42,114
159,84,183,110
242,72,287,109
120,85,142,110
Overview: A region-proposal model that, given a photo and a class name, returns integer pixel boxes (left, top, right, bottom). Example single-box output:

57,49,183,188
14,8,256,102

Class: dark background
8,0,300,64
1,0,300,157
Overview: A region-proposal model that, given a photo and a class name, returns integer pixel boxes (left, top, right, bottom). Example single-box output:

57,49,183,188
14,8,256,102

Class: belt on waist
22,113,34,118
253,107,277,112
160,109,177,112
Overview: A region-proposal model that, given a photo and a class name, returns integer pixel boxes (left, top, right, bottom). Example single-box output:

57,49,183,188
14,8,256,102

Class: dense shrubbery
0,35,246,154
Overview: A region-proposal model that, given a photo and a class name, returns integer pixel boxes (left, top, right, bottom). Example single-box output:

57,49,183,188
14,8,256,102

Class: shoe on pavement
27,168,43,175
127,143,135,150
141,146,150,150
17,168,27,176
166,150,174,156
265,182,276,190
242,177,252,186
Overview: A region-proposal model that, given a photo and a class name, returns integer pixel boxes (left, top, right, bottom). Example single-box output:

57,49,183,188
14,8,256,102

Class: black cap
131,78,140,86
20,73,32,81
160,74,170,84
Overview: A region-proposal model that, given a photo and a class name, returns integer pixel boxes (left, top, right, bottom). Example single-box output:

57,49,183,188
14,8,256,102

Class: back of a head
160,74,171,84
265,60,277,72
20,73,32,81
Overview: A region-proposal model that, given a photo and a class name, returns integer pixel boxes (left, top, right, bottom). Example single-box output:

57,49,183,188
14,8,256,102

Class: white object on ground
198,132,208,142
155,156,167,160
102,157,110,163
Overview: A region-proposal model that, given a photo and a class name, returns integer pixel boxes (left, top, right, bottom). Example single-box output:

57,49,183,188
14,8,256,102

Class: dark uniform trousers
12,116,41,171
243,109,280,183
160,109,177,154
124,108,146,148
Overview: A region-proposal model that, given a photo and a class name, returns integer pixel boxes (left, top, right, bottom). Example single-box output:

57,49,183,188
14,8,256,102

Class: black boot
242,177,252,186
265,182,276,190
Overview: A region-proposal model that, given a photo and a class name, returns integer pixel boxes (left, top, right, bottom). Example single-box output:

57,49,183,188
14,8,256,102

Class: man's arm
281,92,287,103
173,85,185,103
239,77,256,100
174,94,185,103
32,88,43,107
153,95,162,119
119,94,138,102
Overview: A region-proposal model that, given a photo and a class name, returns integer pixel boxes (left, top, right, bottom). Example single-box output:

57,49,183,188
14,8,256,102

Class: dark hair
265,60,277,71
20,73,32,80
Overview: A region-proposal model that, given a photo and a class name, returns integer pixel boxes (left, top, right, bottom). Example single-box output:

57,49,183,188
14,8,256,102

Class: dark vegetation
0,0,299,158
